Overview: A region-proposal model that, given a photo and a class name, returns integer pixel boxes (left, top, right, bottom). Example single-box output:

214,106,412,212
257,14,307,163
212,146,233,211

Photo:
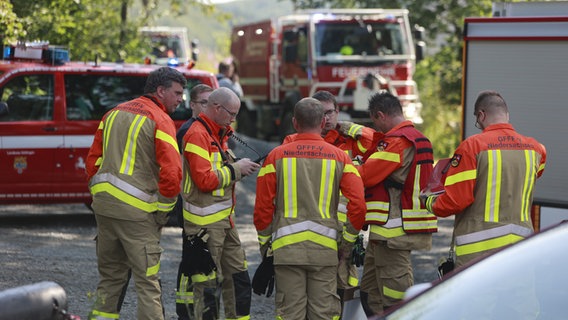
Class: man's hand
235,158,261,176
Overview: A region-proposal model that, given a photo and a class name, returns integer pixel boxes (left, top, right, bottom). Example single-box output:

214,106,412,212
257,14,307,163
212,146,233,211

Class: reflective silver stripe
337,203,347,214
383,218,402,229
367,201,389,211
90,172,157,203
274,221,337,241
183,198,232,216
456,224,533,246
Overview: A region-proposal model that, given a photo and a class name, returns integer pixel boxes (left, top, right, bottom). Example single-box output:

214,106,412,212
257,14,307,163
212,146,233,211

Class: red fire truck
0,42,217,205
230,9,425,140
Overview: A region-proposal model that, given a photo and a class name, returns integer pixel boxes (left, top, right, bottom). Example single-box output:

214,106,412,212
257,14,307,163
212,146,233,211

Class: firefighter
357,92,436,315
283,90,374,313
181,87,259,320
86,67,185,320
423,90,547,268
174,84,213,320
254,97,367,319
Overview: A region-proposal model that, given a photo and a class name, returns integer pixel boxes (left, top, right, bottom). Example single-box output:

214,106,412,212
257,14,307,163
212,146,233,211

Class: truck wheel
278,112,295,142
236,107,257,138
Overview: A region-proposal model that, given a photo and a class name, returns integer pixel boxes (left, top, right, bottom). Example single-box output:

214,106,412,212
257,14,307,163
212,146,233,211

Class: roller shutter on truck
462,16,568,228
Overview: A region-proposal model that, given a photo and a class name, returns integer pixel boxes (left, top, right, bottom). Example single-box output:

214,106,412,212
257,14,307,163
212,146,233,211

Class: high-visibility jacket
254,133,366,266
86,95,182,220
358,120,436,249
181,114,242,231
282,122,374,242
427,123,546,264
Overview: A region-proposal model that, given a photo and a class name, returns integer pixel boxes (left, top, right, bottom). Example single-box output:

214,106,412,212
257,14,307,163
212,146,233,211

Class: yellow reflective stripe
538,162,545,173
383,286,405,300
342,230,357,243
103,110,119,155
319,159,335,219
176,274,193,303
146,260,160,276
521,150,536,222
186,143,210,160
91,310,120,319
211,152,227,196
272,231,338,251
369,151,400,163
183,207,232,225
183,169,192,193
456,233,524,256
412,165,421,209
191,271,217,283
348,275,359,287
445,169,476,186
337,211,347,223
258,234,271,245
120,114,146,175
348,123,363,138
283,158,298,218
369,224,405,238
357,140,368,153
97,121,104,130
258,163,275,177
90,183,157,212
94,157,102,166
343,163,360,177
158,200,175,212
226,316,251,320
485,150,502,222
156,128,178,150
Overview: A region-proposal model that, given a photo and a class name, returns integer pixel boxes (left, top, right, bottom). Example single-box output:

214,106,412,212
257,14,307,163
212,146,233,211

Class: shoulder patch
451,154,462,167
377,141,389,152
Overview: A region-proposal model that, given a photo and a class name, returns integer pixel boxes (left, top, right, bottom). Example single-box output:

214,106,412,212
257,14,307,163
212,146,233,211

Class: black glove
351,234,366,267
252,250,275,297
437,256,455,279
186,229,217,275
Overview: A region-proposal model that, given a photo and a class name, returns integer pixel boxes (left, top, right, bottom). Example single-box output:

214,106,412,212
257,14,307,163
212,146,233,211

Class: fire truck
462,1,568,230
0,42,217,205
230,9,425,140
139,26,197,66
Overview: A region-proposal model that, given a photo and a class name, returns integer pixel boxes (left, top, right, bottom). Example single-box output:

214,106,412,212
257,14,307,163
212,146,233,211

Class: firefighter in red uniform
357,92,436,315
283,90,374,313
254,97,367,319
86,67,185,320
181,87,260,320
424,90,547,268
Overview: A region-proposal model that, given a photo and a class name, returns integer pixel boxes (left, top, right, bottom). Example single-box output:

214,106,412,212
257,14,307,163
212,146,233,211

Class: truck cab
231,9,424,140
0,43,217,205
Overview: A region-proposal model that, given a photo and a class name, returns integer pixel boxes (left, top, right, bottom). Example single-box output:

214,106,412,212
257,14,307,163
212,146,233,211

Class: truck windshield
315,20,408,58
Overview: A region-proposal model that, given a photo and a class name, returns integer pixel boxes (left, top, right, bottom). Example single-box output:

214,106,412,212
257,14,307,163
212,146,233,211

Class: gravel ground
0,135,454,319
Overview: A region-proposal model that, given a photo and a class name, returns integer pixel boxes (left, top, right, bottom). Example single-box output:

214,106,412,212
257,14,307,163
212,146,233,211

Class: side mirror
0,101,8,117
191,39,199,62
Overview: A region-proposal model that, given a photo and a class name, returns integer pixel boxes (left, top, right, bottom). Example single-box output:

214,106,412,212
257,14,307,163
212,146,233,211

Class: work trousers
360,240,412,315
274,264,341,320
192,227,251,320
90,214,164,320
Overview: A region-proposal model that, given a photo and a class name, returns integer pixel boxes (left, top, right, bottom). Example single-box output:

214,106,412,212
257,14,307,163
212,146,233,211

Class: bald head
205,87,241,127
293,97,324,133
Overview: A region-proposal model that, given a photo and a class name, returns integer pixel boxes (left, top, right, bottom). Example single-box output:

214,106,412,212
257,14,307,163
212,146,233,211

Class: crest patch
451,154,462,167
377,141,389,152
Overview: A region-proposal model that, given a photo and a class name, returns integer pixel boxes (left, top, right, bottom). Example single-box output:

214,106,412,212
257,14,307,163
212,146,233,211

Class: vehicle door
0,72,62,202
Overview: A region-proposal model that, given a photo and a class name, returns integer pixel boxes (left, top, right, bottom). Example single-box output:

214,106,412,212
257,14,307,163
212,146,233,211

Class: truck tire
236,106,257,138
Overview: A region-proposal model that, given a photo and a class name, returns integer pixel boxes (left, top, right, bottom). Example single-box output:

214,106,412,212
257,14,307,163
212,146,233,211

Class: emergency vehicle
139,26,197,66
230,9,425,140
462,1,568,230
0,42,217,205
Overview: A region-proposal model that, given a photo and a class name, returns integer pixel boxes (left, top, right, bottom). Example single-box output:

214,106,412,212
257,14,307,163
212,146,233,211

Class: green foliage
0,1,24,43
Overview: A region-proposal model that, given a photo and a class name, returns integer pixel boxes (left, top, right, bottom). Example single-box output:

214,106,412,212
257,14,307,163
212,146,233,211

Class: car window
0,74,54,122
65,74,201,121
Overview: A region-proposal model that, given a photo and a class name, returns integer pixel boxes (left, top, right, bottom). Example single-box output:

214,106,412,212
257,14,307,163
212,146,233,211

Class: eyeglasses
215,103,238,118
324,109,337,117
474,110,484,129
191,99,208,105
